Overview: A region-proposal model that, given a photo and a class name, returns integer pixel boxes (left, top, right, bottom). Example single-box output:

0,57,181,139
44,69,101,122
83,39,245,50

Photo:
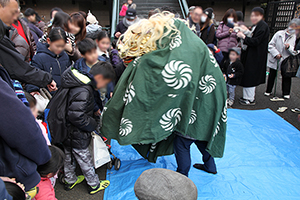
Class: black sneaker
193,164,217,174
239,98,256,106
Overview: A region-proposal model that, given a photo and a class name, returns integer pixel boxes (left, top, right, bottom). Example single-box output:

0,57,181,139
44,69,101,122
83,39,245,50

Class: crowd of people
0,0,300,199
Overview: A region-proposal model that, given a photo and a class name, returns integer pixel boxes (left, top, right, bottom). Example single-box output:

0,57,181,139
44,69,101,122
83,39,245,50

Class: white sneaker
283,95,290,99
264,92,271,96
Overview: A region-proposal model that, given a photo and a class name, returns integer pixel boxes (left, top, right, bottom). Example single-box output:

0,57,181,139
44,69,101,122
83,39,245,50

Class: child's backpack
45,87,69,145
207,24,218,46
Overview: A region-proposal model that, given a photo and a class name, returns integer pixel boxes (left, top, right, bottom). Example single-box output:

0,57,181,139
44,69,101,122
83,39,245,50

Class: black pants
266,68,292,95
173,135,216,176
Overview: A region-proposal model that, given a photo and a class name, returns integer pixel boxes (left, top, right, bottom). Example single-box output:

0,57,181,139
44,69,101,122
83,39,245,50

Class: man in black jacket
0,0,56,91
61,62,114,195
114,8,139,39
0,65,51,191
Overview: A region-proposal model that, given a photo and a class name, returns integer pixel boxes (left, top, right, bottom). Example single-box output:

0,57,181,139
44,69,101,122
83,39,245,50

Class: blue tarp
103,109,300,200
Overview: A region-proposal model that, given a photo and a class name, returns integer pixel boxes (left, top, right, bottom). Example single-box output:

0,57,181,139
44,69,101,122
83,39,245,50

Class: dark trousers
173,135,216,176
266,68,292,95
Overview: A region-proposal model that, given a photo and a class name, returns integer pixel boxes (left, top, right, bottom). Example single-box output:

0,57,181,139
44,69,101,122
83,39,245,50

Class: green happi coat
101,19,227,162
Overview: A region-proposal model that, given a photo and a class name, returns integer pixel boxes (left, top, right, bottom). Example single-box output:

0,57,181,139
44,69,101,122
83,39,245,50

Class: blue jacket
0,65,51,191
25,42,72,93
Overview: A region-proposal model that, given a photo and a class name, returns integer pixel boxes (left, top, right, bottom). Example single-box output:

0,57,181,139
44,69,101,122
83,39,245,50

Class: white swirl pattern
213,122,220,138
208,48,219,68
189,110,197,124
161,60,192,90
133,57,141,67
119,118,133,136
221,106,227,123
123,82,135,105
169,34,182,50
159,108,182,131
199,75,216,94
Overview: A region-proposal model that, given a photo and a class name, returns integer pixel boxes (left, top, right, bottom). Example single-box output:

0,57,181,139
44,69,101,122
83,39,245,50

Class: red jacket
35,178,57,200
119,5,128,17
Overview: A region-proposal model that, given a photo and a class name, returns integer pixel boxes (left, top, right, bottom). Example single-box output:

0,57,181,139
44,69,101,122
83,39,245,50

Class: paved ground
54,74,300,200
233,74,300,131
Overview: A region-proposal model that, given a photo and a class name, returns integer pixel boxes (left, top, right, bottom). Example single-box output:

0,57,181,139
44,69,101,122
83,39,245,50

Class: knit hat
229,47,241,55
134,168,198,200
87,11,98,24
251,7,264,15
204,7,214,19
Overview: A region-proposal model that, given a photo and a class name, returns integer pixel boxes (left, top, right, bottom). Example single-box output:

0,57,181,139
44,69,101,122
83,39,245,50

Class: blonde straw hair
118,11,180,58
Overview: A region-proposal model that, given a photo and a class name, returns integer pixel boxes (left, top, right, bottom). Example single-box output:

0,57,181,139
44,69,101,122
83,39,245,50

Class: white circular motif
159,108,182,131
189,110,197,124
161,60,192,90
133,57,141,67
199,75,216,94
221,106,227,123
123,82,135,105
208,48,219,68
119,118,133,136
213,122,220,138
169,34,182,50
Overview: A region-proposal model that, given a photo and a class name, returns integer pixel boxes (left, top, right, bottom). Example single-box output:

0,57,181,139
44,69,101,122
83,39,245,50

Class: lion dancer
101,11,227,176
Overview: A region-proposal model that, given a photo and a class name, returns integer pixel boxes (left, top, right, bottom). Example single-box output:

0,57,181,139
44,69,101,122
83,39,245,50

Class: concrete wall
20,0,111,27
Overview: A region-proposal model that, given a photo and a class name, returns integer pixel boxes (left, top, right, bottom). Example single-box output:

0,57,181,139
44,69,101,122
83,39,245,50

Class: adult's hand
115,32,121,38
65,38,73,53
30,91,40,96
229,28,233,34
284,43,290,49
275,54,282,59
47,80,57,92
237,31,246,39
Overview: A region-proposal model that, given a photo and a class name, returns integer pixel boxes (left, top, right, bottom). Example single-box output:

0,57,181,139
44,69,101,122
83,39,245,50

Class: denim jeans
227,83,236,101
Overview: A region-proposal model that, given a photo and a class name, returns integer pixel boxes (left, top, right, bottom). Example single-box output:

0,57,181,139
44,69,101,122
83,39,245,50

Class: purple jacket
216,22,238,53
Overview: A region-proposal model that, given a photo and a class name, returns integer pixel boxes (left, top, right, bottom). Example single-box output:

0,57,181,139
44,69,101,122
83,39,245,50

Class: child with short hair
75,38,99,73
35,146,65,200
61,62,114,194
223,47,244,107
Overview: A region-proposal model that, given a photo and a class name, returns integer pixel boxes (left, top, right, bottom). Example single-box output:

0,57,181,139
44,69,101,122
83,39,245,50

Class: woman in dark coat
237,7,270,105
200,8,216,45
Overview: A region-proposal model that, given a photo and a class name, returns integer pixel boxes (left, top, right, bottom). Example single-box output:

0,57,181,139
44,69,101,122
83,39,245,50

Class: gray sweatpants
64,147,100,187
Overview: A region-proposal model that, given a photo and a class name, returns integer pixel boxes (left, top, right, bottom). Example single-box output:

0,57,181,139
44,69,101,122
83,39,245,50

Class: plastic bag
89,132,111,169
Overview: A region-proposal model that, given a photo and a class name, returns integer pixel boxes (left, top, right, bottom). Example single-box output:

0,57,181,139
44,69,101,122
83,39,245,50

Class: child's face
229,51,239,62
47,38,66,55
30,106,38,118
97,38,111,52
93,74,111,89
83,49,99,65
